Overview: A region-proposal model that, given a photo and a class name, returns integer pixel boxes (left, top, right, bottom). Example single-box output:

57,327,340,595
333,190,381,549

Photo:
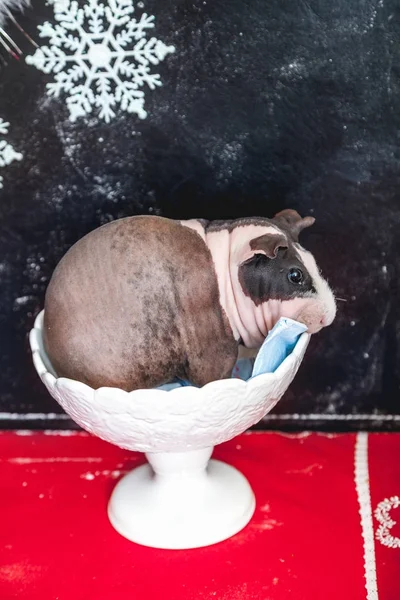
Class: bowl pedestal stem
108,446,256,549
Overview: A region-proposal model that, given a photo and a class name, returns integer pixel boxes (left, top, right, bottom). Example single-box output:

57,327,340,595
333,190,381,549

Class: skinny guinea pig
43,210,336,391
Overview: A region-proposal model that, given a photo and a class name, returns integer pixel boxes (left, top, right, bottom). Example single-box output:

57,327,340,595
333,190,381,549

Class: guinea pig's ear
240,233,288,263
272,209,315,242
238,233,288,302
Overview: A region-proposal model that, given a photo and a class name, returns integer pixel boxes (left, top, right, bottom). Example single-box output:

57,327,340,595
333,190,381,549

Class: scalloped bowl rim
29,310,310,451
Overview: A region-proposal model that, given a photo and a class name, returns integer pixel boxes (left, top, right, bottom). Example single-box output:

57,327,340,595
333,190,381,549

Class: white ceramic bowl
30,310,310,549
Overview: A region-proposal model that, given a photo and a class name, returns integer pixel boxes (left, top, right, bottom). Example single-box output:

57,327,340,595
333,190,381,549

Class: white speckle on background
280,59,306,78
205,136,247,183
14,296,35,308
80,469,124,480
0,117,23,189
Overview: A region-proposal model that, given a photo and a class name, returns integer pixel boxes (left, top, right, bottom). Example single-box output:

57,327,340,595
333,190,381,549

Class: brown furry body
44,216,237,391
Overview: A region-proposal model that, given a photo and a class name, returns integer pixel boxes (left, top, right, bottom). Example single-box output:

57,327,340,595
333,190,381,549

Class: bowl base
108,459,256,549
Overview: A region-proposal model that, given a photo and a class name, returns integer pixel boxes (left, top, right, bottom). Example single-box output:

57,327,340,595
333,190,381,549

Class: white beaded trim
355,433,379,600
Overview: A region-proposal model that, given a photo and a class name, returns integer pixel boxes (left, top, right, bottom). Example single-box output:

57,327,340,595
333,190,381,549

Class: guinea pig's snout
298,298,336,334
319,311,334,327
317,306,336,330
316,278,337,329
305,319,324,334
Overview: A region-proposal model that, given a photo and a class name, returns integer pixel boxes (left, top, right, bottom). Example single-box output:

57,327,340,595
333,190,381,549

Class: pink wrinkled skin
182,219,336,348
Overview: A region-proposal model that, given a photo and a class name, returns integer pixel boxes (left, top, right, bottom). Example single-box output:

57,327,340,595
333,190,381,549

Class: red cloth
0,431,398,599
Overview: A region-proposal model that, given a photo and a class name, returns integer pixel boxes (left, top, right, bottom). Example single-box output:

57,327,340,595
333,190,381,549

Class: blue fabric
250,318,307,378
157,318,307,390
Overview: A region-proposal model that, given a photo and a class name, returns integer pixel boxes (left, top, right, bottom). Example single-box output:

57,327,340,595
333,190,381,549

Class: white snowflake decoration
375,496,400,549
26,0,175,123
0,119,23,190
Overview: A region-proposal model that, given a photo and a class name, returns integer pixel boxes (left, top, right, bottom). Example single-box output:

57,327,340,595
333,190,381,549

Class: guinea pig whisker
335,297,347,302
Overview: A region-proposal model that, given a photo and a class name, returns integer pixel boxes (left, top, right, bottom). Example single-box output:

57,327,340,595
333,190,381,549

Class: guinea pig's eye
288,268,304,284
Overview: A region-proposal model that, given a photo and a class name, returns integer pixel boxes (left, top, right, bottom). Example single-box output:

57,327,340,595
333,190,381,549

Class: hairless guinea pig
43,210,336,391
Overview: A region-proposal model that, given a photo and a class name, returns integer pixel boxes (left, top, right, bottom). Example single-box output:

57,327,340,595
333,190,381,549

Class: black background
0,0,399,430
